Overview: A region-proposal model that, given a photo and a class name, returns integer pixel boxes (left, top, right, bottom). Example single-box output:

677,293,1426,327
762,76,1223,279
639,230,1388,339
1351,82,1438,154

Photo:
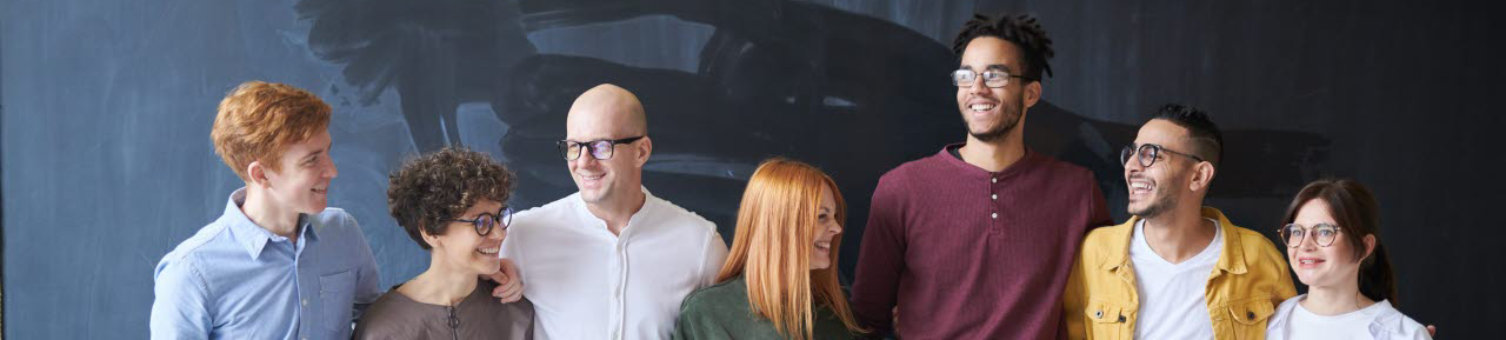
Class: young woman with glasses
355,147,533,339
1265,178,1430,339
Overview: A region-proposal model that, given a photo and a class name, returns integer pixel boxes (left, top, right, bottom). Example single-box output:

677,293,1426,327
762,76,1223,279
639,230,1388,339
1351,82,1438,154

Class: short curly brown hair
386,147,515,250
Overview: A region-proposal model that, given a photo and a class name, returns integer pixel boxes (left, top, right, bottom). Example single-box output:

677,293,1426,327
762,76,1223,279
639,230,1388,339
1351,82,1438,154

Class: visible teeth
1300,259,1318,264
477,248,499,254
970,104,995,111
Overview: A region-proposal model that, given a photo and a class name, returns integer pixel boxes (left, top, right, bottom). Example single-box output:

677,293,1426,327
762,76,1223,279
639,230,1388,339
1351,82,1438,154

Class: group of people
149,11,1431,340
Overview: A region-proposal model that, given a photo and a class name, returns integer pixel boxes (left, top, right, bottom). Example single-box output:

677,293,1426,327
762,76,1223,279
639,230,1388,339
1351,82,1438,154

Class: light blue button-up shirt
150,189,381,339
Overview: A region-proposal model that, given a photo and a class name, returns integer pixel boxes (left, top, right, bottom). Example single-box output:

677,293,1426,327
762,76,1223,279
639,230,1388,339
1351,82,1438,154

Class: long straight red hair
715,158,865,339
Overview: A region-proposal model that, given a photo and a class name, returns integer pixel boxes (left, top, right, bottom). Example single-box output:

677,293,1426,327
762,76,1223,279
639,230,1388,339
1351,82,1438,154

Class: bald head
564,84,652,214
568,84,647,136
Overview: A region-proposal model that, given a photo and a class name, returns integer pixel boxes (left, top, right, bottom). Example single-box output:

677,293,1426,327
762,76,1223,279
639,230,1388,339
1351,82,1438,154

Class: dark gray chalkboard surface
3,0,1501,338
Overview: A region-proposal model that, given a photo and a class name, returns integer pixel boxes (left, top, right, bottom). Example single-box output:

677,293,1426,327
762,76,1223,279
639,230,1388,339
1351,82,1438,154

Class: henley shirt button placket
990,177,1000,220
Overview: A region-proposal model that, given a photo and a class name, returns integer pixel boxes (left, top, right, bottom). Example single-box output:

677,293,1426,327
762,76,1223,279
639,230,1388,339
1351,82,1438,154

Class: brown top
354,279,534,340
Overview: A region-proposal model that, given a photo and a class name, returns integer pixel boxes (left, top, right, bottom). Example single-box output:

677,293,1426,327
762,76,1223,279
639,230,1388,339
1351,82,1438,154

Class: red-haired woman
674,158,866,340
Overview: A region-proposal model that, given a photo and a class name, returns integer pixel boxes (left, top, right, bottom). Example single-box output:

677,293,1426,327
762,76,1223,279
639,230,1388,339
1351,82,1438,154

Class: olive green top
674,276,860,340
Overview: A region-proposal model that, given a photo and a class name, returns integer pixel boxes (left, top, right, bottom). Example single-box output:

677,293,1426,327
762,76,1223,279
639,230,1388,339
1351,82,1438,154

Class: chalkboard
3,0,1501,338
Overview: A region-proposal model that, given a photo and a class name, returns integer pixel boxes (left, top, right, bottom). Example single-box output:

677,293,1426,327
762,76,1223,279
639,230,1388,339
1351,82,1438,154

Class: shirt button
991,177,997,183
990,194,997,200
991,212,998,219
301,299,308,306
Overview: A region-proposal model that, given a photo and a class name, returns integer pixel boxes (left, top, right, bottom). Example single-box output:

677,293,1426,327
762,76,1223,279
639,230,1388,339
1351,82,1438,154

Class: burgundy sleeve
850,175,907,337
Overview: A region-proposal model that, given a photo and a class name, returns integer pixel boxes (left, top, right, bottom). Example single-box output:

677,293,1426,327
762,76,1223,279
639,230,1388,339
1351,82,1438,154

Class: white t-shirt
500,189,729,340
1267,295,1432,340
1130,218,1223,339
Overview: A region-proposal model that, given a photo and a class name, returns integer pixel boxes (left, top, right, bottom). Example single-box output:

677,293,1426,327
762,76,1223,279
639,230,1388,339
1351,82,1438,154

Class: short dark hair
1151,103,1224,167
386,147,515,250
952,12,1056,81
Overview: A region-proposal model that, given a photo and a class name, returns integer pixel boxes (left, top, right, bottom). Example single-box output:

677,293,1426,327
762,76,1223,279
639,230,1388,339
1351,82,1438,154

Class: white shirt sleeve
699,230,729,287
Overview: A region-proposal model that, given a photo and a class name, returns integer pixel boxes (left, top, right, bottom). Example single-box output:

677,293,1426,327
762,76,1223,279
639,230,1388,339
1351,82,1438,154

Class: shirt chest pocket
318,270,356,333
1225,299,1275,340
1085,300,1133,340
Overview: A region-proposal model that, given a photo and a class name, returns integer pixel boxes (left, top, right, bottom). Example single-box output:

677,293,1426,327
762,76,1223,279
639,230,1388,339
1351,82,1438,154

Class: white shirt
1267,295,1432,340
1130,218,1223,339
501,188,729,340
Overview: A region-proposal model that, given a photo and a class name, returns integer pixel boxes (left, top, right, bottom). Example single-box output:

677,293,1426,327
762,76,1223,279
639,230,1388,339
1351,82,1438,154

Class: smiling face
809,184,842,271
262,129,337,215
565,85,649,206
1288,198,1367,289
956,36,1036,142
425,199,507,276
1124,120,1198,218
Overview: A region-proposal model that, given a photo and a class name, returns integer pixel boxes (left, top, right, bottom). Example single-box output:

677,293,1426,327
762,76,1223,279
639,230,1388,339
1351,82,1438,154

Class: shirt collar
223,188,317,260
571,186,657,234
936,143,1039,179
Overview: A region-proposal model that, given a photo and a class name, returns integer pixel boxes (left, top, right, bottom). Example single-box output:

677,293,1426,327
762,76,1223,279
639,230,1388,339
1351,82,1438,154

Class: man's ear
1023,81,1042,109
634,136,653,167
247,161,271,188
1188,162,1217,193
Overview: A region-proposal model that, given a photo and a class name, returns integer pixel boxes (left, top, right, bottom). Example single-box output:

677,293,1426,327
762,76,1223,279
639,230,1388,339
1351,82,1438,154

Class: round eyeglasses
447,206,513,236
1279,223,1340,248
1120,144,1206,168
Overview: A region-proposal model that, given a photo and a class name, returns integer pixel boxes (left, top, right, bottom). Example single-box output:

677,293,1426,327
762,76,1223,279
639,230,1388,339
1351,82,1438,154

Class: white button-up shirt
501,189,728,340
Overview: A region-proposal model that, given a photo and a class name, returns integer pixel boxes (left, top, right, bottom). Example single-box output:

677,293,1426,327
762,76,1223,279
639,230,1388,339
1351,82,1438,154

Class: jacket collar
1101,206,1247,275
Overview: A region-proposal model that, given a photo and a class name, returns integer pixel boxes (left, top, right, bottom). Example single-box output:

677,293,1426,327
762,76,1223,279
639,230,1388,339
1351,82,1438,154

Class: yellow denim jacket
1061,207,1297,340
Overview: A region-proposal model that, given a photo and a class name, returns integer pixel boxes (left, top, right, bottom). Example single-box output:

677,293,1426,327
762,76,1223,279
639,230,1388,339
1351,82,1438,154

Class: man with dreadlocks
849,12,1112,339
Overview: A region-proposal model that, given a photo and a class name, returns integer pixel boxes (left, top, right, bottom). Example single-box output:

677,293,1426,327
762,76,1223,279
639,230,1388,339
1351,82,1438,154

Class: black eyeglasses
446,206,513,236
952,68,1033,88
1120,144,1206,168
1279,223,1340,248
557,136,645,161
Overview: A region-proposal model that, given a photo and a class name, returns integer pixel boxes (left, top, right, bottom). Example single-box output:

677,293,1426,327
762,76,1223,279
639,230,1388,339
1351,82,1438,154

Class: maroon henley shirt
851,145,1110,339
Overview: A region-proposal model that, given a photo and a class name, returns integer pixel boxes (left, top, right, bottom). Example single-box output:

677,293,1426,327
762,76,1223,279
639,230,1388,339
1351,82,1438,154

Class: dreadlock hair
952,12,1056,81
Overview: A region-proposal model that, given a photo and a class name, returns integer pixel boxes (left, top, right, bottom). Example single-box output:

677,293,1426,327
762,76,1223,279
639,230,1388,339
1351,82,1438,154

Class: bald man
498,84,729,340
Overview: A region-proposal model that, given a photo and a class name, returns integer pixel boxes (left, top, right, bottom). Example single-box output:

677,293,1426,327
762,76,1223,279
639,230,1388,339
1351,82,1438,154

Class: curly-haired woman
355,147,533,339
